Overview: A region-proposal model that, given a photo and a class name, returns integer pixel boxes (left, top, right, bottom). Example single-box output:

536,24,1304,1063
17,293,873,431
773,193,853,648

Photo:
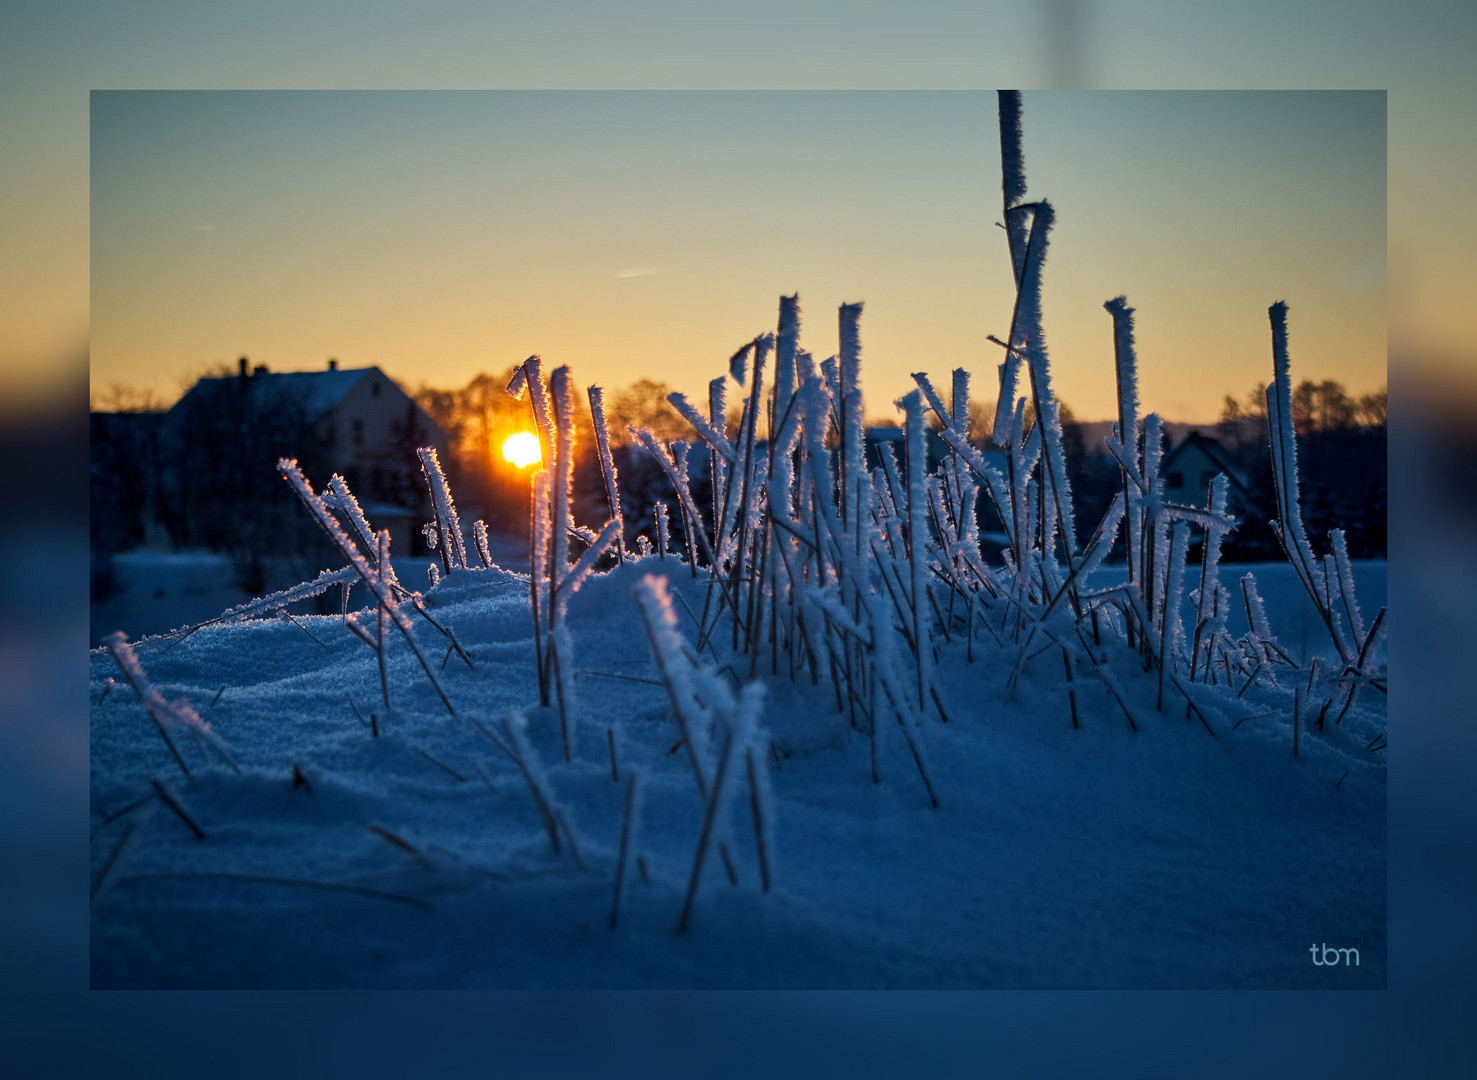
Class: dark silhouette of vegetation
411,369,702,547
91,361,1387,596
166,366,333,591
1217,379,1386,560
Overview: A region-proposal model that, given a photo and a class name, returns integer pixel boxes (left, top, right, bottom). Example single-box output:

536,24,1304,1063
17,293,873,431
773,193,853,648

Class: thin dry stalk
91,820,137,899
1091,667,1139,733
376,529,391,710
414,747,467,782
472,761,499,796
876,674,940,809
679,732,736,933
1062,646,1080,730
609,770,639,929
554,810,585,871
283,610,330,650
150,779,205,840
745,746,772,893
1167,672,1218,738
91,790,156,834
370,824,434,870
719,842,739,887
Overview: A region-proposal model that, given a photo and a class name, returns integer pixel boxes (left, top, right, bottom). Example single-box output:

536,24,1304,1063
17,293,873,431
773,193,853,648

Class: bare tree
608,379,689,446
1356,386,1387,427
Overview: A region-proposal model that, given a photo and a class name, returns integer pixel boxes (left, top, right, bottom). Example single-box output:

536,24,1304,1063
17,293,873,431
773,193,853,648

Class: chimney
327,358,338,371
238,356,248,378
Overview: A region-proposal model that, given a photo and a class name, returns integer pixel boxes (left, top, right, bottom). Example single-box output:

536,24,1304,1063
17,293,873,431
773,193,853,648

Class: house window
372,382,381,398
352,418,364,446
1166,471,1183,490
371,467,384,497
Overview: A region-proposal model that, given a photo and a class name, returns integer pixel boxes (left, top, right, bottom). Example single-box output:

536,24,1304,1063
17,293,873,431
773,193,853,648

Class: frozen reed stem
609,769,640,929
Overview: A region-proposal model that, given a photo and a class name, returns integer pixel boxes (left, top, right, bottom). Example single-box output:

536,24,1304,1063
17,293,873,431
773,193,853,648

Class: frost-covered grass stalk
530,468,552,704
1190,474,1231,683
507,354,555,464
587,384,626,564
513,365,627,760
279,459,454,715
654,502,671,558
1014,202,1079,588
472,520,493,569
1104,296,1142,639
105,631,237,776
998,89,1031,287
418,447,468,572
477,710,570,857
1263,302,1383,672
547,366,577,757
898,389,932,711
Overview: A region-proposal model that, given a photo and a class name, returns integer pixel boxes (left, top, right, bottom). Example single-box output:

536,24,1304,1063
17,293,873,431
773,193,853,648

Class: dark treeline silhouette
411,367,701,542
90,371,335,598
1211,379,1386,560
90,362,1386,612
90,361,716,605
914,377,1384,563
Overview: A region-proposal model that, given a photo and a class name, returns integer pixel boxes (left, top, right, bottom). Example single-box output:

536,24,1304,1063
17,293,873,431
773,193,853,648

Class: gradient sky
90,90,1383,422
7,2,1474,420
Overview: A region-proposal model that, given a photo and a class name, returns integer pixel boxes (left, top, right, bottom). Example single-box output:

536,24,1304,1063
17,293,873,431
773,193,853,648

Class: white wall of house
316,369,445,504
1163,442,1226,507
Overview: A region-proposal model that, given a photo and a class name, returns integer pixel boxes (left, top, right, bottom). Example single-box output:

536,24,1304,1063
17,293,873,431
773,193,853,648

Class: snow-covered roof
276,367,379,417
1162,430,1251,494
171,366,387,420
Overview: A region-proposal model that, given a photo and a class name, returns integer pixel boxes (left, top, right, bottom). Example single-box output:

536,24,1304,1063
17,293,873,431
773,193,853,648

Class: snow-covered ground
89,552,1385,988
91,537,530,647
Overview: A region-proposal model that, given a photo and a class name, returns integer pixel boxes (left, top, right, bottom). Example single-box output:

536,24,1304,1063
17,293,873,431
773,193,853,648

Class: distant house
1160,431,1252,511
863,426,949,474
165,358,447,554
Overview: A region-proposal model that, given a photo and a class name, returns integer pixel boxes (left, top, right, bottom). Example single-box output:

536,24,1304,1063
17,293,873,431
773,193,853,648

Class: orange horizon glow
502,431,542,469
89,92,1387,424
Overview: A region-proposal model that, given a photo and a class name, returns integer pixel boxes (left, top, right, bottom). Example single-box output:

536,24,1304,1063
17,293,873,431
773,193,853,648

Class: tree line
90,364,1386,610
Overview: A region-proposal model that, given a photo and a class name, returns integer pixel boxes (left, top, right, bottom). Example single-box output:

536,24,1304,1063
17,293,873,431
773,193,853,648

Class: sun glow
502,431,542,469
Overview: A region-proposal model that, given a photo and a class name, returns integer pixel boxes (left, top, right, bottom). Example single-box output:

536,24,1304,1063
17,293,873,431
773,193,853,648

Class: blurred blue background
3,1,1473,1075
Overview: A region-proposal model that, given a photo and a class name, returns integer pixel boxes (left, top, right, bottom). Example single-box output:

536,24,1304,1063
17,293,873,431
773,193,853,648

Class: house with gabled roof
1160,430,1253,510
165,358,447,554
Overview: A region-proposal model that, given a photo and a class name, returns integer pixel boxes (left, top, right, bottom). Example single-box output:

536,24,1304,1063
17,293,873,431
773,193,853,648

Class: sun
502,431,542,469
